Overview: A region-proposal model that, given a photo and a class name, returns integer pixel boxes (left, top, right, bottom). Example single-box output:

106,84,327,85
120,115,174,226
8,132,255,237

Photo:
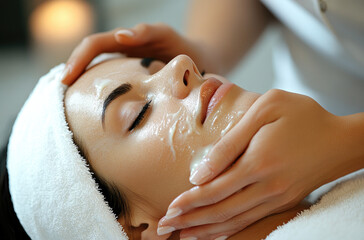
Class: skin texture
64,55,312,239
61,28,364,240
60,1,364,237
65,55,260,238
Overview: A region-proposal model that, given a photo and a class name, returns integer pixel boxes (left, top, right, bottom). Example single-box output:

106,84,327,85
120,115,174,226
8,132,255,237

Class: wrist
336,112,364,176
187,39,224,75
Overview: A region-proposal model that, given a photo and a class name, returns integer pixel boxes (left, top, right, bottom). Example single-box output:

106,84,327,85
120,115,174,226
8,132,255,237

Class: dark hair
0,134,133,239
73,138,134,237
0,139,30,239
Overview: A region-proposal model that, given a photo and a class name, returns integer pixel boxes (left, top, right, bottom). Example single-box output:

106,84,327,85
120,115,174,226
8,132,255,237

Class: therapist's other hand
158,89,355,239
61,23,214,85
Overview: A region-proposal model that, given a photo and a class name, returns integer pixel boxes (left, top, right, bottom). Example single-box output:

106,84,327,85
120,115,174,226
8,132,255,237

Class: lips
199,77,233,124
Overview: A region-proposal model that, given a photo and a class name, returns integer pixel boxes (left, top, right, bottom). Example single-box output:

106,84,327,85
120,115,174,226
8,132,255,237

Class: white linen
266,170,364,240
7,64,128,240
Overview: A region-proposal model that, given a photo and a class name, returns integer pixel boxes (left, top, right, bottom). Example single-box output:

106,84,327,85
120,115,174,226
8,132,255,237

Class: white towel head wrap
7,64,128,239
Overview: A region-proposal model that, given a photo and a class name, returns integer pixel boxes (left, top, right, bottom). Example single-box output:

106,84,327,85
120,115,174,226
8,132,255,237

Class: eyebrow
101,83,132,128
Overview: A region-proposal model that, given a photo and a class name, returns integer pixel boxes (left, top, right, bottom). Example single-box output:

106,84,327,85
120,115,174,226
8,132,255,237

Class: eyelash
128,100,152,131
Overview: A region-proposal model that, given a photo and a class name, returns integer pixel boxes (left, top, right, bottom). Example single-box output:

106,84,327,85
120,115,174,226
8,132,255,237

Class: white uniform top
261,0,364,116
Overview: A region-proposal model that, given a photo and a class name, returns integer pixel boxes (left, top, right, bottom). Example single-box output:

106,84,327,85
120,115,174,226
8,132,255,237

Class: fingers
61,23,171,85
114,23,170,46
61,29,128,85
166,155,257,217
158,183,268,231
189,93,277,186
168,201,276,239
181,202,275,240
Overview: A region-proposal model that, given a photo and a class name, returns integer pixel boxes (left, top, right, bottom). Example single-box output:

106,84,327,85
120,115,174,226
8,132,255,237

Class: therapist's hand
158,89,358,239
61,23,216,85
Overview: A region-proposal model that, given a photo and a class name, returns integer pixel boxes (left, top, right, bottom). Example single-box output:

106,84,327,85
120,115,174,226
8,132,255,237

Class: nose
160,55,202,99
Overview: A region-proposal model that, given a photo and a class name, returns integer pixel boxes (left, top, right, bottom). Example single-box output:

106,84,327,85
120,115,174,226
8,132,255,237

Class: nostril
183,70,189,86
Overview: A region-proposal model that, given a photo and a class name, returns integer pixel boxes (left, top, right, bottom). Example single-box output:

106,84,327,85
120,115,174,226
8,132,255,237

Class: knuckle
268,179,289,198
204,190,221,205
134,23,149,33
215,139,237,161
265,89,286,102
177,189,195,207
231,216,251,230
253,90,285,123
261,89,286,114
245,157,271,179
211,209,232,223
79,35,101,54
81,35,96,47
172,217,189,229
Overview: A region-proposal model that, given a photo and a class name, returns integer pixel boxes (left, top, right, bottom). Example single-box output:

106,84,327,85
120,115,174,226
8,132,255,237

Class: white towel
266,170,364,240
7,64,128,239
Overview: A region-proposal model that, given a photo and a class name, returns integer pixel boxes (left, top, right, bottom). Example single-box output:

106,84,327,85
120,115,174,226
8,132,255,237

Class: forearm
185,0,272,75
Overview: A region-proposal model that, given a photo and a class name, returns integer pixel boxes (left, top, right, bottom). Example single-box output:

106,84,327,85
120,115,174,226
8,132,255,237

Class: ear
117,212,175,240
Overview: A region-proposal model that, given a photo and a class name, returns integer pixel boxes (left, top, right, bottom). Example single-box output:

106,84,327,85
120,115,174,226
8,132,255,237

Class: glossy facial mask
189,144,213,172
67,91,102,118
94,78,112,99
146,86,202,161
220,110,244,137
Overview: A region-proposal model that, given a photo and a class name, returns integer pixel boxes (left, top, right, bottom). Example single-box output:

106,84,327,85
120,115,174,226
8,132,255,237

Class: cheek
112,107,198,207
115,133,192,210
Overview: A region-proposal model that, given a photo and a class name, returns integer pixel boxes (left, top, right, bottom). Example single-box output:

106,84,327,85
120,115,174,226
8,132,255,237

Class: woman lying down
4,55,310,239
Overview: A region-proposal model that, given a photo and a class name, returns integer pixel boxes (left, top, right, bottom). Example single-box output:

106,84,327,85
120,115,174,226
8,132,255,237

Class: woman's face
65,55,259,221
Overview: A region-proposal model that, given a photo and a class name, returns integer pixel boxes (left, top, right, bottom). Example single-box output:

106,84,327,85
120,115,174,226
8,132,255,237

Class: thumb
189,95,276,185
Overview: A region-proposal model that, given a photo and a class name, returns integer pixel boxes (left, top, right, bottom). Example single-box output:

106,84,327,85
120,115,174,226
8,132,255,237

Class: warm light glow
30,0,94,44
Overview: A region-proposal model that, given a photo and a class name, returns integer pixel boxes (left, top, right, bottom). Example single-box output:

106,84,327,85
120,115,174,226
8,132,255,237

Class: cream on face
65,55,260,219
94,78,112,98
190,144,213,172
66,91,102,119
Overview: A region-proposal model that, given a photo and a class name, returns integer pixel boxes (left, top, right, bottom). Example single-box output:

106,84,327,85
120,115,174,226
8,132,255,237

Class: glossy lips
199,77,233,124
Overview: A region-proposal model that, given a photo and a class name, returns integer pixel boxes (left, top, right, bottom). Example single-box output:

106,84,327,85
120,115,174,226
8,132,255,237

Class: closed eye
128,100,152,131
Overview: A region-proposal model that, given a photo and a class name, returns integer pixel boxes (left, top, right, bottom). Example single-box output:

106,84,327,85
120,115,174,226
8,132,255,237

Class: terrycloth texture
266,170,364,240
7,64,128,240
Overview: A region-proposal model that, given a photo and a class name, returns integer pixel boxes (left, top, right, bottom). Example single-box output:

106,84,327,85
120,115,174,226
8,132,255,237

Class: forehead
68,57,143,96
64,58,145,144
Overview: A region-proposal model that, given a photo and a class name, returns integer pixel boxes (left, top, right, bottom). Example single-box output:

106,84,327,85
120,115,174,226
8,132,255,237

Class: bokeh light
30,0,94,44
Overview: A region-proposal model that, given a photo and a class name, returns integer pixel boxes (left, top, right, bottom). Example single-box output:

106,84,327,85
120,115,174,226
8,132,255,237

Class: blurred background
0,0,278,145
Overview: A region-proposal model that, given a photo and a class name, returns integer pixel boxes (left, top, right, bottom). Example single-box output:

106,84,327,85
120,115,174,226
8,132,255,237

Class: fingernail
181,237,197,240
215,236,228,240
157,226,175,235
165,207,182,219
115,29,134,38
59,65,71,83
189,159,212,185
